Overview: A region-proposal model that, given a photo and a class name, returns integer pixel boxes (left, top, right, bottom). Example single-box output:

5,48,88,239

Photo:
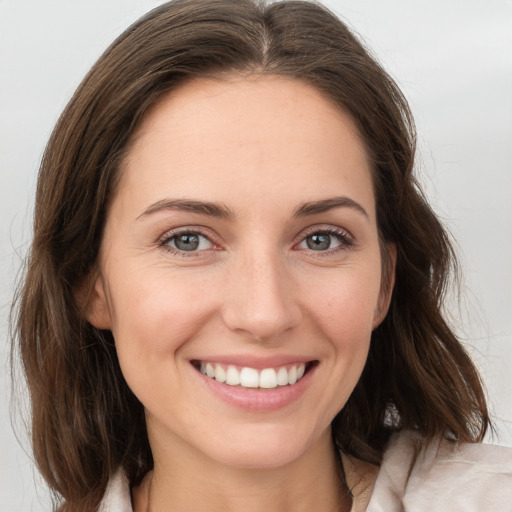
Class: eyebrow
137,196,368,221
293,196,369,219
137,199,234,220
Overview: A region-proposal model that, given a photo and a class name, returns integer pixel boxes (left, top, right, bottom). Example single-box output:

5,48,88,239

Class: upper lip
190,354,316,369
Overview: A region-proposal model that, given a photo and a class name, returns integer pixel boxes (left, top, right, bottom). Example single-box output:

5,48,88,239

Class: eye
303,233,336,251
297,228,353,252
162,231,214,253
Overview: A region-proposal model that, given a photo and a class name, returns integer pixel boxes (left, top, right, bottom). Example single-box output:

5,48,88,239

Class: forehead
115,74,375,221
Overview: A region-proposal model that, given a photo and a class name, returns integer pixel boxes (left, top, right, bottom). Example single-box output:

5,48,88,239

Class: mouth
191,360,318,390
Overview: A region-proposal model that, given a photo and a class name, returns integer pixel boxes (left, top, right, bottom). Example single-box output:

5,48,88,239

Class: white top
98,430,512,512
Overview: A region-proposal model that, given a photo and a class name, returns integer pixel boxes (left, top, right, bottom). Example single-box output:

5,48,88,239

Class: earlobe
372,243,397,329
75,270,112,330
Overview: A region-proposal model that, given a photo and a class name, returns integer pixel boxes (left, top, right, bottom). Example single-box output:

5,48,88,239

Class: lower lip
194,364,316,412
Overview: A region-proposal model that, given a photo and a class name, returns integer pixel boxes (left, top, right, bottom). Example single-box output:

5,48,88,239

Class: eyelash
159,228,217,257
297,226,355,255
158,225,355,257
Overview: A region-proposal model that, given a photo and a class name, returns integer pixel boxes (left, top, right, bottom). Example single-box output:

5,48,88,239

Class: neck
135,429,351,512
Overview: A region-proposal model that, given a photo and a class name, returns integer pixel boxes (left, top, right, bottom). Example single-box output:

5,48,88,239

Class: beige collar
341,453,379,512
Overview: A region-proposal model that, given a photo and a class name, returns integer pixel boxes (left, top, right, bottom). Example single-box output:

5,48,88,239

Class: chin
198,423,326,470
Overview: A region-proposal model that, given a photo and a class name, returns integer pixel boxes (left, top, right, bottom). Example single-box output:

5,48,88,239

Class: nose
221,249,302,342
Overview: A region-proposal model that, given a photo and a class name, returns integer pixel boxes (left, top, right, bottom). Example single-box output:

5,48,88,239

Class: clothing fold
98,430,512,512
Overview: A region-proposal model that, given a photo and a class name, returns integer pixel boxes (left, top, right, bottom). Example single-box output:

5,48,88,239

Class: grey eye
174,234,200,251
163,231,214,254
305,233,332,251
298,230,349,252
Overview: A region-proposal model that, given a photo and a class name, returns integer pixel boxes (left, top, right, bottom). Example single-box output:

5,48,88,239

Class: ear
372,242,397,329
75,270,113,330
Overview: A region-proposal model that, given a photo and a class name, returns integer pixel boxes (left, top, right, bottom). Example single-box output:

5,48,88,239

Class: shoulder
97,432,512,512
367,429,512,511
97,469,133,512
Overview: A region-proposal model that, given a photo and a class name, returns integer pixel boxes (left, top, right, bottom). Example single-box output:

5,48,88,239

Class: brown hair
12,0,490,510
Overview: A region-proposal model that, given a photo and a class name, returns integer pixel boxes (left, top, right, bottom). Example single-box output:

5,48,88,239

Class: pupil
307,234,330,251
175,234,199,251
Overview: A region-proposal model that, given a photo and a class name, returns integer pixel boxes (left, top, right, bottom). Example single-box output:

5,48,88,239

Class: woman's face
88,75,393,470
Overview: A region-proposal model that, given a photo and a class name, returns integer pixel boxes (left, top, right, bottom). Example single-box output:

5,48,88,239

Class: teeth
206,363,215,378
240,367,259,388
214,365,226,383
226,365,241,386
259,368,277,389
276,366,288,386
288,365,297,385
199,362,308,389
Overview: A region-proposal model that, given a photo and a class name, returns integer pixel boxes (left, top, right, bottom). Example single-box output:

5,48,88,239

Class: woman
11,0,512,511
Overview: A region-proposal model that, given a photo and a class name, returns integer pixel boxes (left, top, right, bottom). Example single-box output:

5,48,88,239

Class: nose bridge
222,243,302,341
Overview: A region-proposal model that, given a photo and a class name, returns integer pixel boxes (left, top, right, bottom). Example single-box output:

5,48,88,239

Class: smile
194,361,312,389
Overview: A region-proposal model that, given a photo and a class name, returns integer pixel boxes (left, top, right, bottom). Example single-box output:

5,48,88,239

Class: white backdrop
1,1,511,510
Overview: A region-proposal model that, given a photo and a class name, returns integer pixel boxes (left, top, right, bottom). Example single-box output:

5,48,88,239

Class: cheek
303,264,381,344
106,268,218,367
297,267,379,424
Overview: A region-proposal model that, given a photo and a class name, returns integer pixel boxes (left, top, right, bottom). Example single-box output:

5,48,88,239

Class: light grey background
1,1,511,510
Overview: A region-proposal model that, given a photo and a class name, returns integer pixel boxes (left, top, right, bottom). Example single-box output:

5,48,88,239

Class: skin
87,75,395,512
